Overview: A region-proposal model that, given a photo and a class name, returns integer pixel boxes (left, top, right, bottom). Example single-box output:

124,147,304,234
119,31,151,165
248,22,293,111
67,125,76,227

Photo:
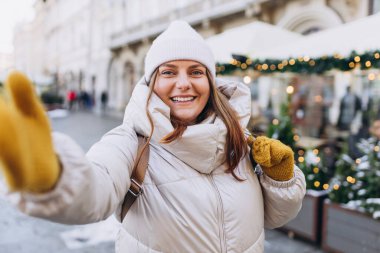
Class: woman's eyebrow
160,64,178,68
160,64,204,69
188,64,204,69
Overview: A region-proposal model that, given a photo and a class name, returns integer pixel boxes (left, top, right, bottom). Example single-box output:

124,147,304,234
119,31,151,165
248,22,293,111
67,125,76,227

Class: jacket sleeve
258,165,306,229
8,124,138,225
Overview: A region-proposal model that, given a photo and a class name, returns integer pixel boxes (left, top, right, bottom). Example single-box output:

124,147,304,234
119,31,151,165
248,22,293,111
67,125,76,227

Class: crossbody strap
120,135,149,221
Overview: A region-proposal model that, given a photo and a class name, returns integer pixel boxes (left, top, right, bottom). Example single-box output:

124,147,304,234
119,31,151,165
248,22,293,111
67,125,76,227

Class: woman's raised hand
0,71,60,193
247,135,294,181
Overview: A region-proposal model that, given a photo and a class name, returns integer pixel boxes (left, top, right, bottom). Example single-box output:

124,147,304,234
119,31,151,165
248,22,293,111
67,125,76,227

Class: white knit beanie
144,20,216,82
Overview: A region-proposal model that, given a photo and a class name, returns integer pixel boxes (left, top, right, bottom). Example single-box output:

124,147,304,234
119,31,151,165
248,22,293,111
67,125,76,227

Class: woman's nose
176,73,191,90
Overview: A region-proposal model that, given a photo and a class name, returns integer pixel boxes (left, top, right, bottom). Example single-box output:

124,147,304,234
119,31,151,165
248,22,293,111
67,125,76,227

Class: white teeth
172,97,194,102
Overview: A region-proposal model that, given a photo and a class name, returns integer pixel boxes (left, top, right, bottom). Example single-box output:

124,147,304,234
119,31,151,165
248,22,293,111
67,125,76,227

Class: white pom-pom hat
144,20,216,82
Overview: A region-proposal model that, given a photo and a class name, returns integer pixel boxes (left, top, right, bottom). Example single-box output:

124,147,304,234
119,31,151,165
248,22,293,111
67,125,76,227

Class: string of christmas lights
216,50,380,75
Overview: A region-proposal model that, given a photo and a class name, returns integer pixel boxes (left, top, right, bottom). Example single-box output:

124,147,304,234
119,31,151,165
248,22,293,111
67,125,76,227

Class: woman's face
154,60,210,124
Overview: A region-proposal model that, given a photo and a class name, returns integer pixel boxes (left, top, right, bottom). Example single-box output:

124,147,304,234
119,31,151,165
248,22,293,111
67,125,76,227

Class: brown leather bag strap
120,135,149,221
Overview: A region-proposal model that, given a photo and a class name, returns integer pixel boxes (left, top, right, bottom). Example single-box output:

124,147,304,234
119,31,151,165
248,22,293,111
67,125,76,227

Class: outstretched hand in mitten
247,135,294,181
0,71,60,193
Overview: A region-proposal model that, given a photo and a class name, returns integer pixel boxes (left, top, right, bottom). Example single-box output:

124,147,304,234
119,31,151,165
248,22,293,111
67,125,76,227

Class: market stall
206,21,301,63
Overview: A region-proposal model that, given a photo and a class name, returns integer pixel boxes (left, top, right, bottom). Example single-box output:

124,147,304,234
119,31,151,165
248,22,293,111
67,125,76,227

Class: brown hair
138,69,247,180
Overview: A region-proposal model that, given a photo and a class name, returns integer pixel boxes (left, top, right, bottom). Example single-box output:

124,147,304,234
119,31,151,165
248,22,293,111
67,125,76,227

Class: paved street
0,110,325,253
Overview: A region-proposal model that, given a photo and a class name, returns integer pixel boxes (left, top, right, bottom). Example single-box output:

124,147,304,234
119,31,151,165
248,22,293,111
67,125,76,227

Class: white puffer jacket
12,78,306,253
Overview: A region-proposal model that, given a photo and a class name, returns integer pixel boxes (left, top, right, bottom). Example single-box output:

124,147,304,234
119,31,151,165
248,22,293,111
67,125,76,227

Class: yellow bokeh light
246,59,252,65
346,176,356,184
323,184,329,190
374,52,380,59
272,119,279,125
289,59,296,65
314,181,320,188
349,62,355,68
312,149,319,155
313,167,319,174
241,63,247,69
243,76,251,84
355,159,361,164
354,56,360,62
368,73,376,81
303,56,310,62
333,184,339,190
309,60,315,66
374,146,380,152
293,135,300,141
298,150,304,156
298,157,304,163
262,64,268,70
365,61,371,68
278,64,284,70
286,85,294,94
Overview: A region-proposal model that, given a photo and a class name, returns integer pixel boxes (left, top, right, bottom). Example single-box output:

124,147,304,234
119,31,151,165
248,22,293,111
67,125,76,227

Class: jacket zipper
208,175,227,253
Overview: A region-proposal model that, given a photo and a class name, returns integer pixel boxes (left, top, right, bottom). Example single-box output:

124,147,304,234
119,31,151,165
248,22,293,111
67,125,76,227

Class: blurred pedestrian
66,89,77,110
100,90,108,111
337,86,361,131
79,90,91,110
0,21,305,253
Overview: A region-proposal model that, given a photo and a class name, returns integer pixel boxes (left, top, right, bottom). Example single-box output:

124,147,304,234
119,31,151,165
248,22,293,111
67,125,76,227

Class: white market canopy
254,13,380,60
205,21,302,63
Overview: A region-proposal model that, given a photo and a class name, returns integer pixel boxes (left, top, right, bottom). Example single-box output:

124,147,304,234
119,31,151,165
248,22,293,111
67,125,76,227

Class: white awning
254,13,380,59
205,21,302,63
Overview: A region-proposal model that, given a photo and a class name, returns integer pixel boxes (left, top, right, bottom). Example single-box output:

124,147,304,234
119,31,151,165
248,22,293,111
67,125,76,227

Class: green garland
216,50,380,75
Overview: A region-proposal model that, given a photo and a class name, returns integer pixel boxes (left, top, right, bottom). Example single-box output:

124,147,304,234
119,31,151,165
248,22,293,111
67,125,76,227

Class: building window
371,0,380,14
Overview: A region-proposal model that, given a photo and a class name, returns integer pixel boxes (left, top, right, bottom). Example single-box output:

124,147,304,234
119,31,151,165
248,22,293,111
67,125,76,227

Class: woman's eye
192,70,204,75
161,70,174,75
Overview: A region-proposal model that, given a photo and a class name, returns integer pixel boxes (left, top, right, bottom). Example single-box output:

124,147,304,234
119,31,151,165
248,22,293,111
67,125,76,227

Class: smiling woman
0,20,305,253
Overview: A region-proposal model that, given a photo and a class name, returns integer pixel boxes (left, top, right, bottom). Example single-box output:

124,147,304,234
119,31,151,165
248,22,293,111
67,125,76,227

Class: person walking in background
66,89,77,110
337,86,361,131
100,90,108,112
0,21,305,253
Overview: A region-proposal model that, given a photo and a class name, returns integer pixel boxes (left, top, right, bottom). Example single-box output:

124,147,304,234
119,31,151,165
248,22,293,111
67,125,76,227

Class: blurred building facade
0,53,13,81
13,0,378,110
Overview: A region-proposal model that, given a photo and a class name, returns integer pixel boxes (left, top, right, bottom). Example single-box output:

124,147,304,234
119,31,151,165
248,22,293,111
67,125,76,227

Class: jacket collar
123,78,251,174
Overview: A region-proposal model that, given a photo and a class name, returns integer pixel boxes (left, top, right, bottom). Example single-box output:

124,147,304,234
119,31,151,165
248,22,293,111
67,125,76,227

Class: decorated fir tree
267,94,295,149
297,148,330,191
329,137,380,219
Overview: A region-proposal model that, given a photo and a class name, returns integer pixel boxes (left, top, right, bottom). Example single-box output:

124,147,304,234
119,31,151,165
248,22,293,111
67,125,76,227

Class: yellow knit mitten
247,135,294,181
0,71,60,193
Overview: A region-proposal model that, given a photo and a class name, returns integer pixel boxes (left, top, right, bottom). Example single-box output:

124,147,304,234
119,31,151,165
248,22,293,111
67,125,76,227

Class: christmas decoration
266,90,331,190
298,150,330,191
329,137,380,219
267,102,296,149
216,50,380,75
